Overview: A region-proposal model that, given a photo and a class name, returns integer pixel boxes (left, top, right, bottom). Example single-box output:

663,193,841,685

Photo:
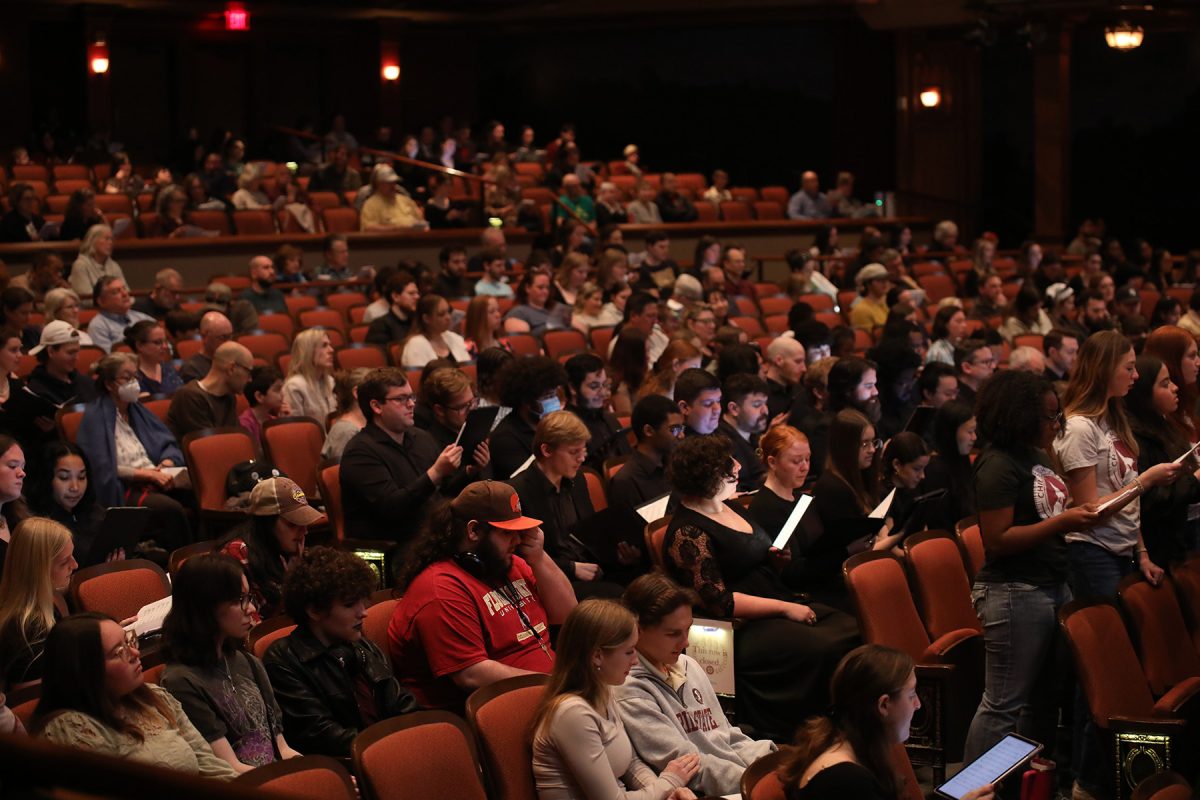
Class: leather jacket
263,624,420,757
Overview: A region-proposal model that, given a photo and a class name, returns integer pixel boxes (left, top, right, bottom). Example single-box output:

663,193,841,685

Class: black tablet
935,734,1041,799
457,406,500,459
89,507,152,561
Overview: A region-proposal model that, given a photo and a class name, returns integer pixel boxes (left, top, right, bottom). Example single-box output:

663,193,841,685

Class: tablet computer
457,406,500,459
89,507,152,560
935,733,1041,799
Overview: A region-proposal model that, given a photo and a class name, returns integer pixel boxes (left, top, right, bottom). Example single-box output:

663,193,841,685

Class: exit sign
225,3,249,31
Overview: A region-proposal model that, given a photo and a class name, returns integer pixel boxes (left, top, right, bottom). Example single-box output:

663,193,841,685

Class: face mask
714,476,737,503
117,380,140,403
537,396,562,418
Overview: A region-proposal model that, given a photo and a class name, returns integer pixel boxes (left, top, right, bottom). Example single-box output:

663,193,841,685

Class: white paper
160,466,187,478
1174,441,1200,464
124,596,172,637
772,495,813,550
509,454,535,478
1097,484,1139,514
869,488,896,519
636,494,671,523
453,421,467,446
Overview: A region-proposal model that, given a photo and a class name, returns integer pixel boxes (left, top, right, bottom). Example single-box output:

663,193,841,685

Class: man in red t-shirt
388,480,578,710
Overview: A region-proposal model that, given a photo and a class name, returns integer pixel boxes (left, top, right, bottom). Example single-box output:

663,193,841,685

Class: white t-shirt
1054,415,1140,555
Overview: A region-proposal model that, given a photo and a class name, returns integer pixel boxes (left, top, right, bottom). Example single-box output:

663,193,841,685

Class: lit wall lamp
382,62,400,82
919,87,942,108
89,37,110,74
1105,21,1144,51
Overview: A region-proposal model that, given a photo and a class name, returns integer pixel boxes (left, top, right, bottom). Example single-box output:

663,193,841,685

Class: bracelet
1135,546,1148,557
1133,476,1145,495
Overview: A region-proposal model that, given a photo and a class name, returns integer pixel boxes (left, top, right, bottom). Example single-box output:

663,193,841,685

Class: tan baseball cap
248,477,326,526
451,480,542,531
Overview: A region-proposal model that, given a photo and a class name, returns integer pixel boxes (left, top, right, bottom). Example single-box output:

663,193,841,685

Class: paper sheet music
773,495,813,549
869,488,896,519
636,494,671,523
124,596,172,637
510,454,536,478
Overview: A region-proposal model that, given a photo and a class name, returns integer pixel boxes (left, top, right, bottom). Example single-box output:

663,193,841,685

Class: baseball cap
855,263,891,287
1115,285,1140,305
451,480,542,531
1044,283,1073,305
373,164,401,184
29,320,80,355
248,477,326,526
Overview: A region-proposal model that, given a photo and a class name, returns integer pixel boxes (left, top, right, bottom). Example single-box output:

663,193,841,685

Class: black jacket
508,465,594,578
490,411,537,480
365,309,412,347
568,404,631,473
26,364,97,407
1134,428,1200,567
716,419,766,492
263,625,420,757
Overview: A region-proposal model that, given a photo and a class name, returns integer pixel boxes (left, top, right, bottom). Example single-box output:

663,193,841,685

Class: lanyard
498,580,551,659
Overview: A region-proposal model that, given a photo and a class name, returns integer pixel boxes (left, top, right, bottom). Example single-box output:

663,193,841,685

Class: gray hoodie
616,653,776,796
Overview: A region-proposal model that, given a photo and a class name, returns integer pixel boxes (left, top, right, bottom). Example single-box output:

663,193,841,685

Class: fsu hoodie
616,652,776,796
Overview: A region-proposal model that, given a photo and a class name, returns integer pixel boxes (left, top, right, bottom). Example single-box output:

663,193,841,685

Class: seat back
236,754,357,799
465,674,548,800
69,559,171,622
1130,771,1193,800
644,516,671,570
843,552,931,661
362,597,398,658
1059,600,1157,728
956,523,985,580
299,309,347,335
237,331,291,361
262,417,326,501
56,403,88,444
892,741,925,800
353,711,487,800
167,540,216,575
141,398,172,424
1117,574,1200,696
316,463,346,542
904,531,982,640
741,749,786,800
335,344,387,370
233,209,277,236
322,207,359,233
589,326,615,356
543,329,587,361
582,468,606,512
249,617,297,660
182,428,257,511
1170,556,1200,653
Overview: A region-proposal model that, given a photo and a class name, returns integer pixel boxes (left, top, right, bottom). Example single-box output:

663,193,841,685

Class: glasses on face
1044,411,1065,428
584,382,613,393
667,424,685,436
861,438,883,452
385,393,416,406
107,630,140,662
972,358,998,368
236,593,255,613
446,397,478,413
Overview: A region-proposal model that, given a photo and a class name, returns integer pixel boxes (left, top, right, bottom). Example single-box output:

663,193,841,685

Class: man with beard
387,481,576,711
236,255,288,316
564,352,631,473
608,394,684,521
716,374,770,492
676,368,723,437
795,356,880,487
1080,288,1116,336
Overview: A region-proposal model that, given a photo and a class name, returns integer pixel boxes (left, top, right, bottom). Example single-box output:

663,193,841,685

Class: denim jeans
963,580,1073,764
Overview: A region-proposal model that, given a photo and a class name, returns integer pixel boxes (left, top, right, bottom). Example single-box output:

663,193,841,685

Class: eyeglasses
1044,411,1065,427
107,630,140,662
237,593,255,613
384,393,416,406
446,397,478,413
584,382,613,393
972,358,998,368
667,424,685,436
860,438,883,451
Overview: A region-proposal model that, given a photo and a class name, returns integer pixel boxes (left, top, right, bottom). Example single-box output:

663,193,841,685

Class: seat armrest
1108,716,1188,735
923,628,982,662
914,663,954,686
1152,677,1200,718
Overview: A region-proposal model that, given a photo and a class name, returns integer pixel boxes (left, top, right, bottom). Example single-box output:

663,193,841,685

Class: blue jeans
963,580,1073,764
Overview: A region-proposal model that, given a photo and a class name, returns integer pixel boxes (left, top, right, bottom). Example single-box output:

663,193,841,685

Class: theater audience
237,366,287,449
127,320,183,397
237,256,288,316
998,286,1054,343
1042,329,1079,383
716,374,770,491
264,547,419,757
400,294,470,367
474,249,515,298
564,353,630,472
675,368,722,437
0,183,45,243
282,328,335,427
505,268,561,337
70,225,124,299
360,164,425,231
638,340,702,403
11,253,67,304
132,269,184,320
33,613,237,780
763,337,808,420
848,264,891,331
390,481,576,709
871,433,931,553
787,171,831,220
618,573,776,797
87,276,154,353
954,340,995,408
532,599,701,800
167,342,251,438
366,270,420,346
161,555,301,772
0,517,74,688
608,395,683,521
29,443,109,565
609,329,649,417
26,321,96,406
489,355,567,479
463,295,504,357
1,286,40,350
922,400,977,532
180,311,234,383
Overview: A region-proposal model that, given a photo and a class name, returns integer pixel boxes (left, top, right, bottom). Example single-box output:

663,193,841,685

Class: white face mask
117,380,140,404
714,476,737,503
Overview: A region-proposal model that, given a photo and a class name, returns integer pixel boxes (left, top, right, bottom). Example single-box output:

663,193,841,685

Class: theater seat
236,755,357,800
353,712,487,800
263,416,327,502
69,559,171,623
322,207,358,233
1117,574,1200,696
719,201,752,221
182,427,257,514
741,750,786,800
904,530,982,642
250,616,297,659
752,201,784,220
465,674,548,800
189,210,231,236
233,209,277,236
335,344,387,370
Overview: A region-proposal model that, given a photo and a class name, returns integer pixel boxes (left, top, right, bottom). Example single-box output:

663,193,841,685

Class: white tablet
935,734,1041,799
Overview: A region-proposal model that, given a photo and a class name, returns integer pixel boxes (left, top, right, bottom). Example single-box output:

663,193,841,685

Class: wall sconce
382,62,400,82
919,87,942,108
89,38,110,74
1105,22,1144,51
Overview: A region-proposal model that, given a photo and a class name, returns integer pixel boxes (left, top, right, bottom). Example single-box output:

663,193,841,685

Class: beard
856,397,882,425
476,535,514,584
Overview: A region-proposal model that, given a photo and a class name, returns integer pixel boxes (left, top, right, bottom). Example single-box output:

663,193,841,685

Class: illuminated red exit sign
225,3,250,31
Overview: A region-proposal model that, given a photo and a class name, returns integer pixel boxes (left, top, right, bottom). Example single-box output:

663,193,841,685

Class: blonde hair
288,327,333,385
555,253,591,291
1061,329,1138,454
573,282,604,314
43,288,82,321
0,518,73,666
534,409,591,455
532,600,636,738
79,225,114,260
464,295,500,350
595,249,628,291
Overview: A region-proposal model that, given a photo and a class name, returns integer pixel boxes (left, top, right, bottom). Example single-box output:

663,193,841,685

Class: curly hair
394,498,478,592
282,547,377,626
667,434,734,500
497,355,566,410
976,370,1055,450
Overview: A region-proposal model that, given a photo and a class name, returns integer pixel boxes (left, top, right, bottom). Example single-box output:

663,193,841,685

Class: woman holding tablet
661,435,857,739
962,371,1098,766
780,644,993,800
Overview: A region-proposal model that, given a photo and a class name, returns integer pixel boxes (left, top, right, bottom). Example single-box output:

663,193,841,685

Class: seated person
399,294,470,368
360,165,426,231
29,444,108,567
608,395,684,521
532,599,701,800
675,368,722,437
618,573,776,797
236,256,288,316
238,366,288,449
747,425,821,591
418,366,483,458
32,613,237,780
661,435,858,739
319,368,367,463
87,276,155,353
564,352,631,473
128,320,184,398
281,329,336,427
340,368,483,546
180,311,234,384
26,321,97,406
489,356,569,479
389,481,576,710
162,555,302,772
872,433,933,554
365,270,419,346
264,547,420,757
166,342,252,439
219,477,322,621
0,518,75,688
715,374,770,492
508,411,625,599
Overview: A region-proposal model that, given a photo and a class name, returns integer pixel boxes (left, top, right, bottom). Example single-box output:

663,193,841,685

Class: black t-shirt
972,445,1069,585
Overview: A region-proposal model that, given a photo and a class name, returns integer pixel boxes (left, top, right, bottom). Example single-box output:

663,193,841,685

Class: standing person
963,370,1099,765
1055,330,1181,601
1127,354,1200,564
779,645,993,800
161,555,302,772
532,599,701,800
661,435,858,739
618,573,776,798
0,518,75,688
282,329,336,428
1143,325,1200,441
32,613,238,780
400,294,471,368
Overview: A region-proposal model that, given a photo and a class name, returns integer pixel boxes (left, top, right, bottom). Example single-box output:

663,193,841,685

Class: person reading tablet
660,434,857,740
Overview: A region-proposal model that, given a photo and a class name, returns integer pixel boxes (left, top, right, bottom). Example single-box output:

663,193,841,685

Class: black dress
784,762,890,800
747,487,826,595
807,472,885,611
663,504,859,739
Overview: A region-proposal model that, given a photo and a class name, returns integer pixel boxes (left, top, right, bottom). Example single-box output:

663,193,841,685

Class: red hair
1144,326,1199,439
